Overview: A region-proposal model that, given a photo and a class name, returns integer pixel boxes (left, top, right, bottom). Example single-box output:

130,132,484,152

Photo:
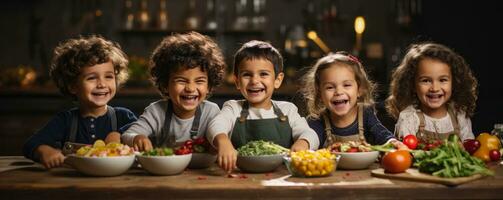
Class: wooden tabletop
1,156,503,200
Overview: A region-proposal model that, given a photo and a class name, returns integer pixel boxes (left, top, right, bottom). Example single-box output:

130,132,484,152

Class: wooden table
1,156,503,200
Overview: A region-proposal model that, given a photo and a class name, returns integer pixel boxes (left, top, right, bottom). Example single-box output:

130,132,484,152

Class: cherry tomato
489,149,501,161
402,135,418,150
346,147,359,152
194,137,206,145
381,150,412,173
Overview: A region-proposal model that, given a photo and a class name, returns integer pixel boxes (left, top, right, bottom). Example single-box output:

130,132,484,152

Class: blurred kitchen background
0,0,501,155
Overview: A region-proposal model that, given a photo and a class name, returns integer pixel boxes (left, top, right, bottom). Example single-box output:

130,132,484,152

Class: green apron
322,103,366,148
416,105,460,143
230,101,293,149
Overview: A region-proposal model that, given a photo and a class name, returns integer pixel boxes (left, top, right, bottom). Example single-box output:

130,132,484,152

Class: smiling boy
121,32,226,151
207,40,319,172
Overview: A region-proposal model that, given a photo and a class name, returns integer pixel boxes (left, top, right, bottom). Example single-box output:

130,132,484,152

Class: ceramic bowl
335,151,379,170
188,153,217,169
64,154,135,176
136,153,192,175
237,154,284,173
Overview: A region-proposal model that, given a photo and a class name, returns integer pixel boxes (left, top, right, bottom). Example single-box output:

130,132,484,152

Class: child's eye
260,72,270,77
105,75,115,79
344,83,353,87
86,76,97,81
241,73,251,77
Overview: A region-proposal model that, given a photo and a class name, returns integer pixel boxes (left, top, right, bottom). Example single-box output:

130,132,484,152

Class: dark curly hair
300,52,376,119
233,40,283,77
386,42,478,119
50,35,129,100
150,31,226,97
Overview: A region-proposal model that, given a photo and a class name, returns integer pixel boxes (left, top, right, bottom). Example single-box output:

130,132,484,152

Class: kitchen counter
1,156,502,199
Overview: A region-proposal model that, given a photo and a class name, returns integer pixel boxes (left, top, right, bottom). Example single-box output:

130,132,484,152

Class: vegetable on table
237,140,289,156
472,133,501,162
412,134,494,178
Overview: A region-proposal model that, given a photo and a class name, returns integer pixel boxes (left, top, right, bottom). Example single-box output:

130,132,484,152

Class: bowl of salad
183,138,217,169
329,141,379,170
64,140,135,176
236,140,289,173
137,147,192,176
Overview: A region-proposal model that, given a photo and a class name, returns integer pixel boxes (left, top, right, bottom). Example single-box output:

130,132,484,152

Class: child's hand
215,134,237,173
104,131,121,144
36,145,65,169
133,135,153,152
390,140,410,150
291,139,310,152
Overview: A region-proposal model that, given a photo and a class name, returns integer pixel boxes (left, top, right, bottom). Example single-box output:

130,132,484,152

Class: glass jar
491,124,503,145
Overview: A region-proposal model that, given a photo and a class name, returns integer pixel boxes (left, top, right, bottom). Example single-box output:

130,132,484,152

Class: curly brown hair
300,52,376,119
50,35,129,100
233,40,283,77
150,31,226,97
385,42,478,119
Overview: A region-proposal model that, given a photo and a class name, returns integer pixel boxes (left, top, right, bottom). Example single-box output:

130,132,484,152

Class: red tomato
489,149,501,161
402,135,418,150
346,147,359,152
381,150,412,173
194,137,206,145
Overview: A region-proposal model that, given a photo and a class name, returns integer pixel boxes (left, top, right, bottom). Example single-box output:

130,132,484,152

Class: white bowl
237,154,284,173
137,154,192,175
64,154,135,176
335,151,379,170
188,153,217,169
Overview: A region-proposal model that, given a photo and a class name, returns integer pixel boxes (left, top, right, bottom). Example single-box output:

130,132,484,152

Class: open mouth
247,88,265,95
181,95,199,101
332,99,349,106
91,91,109,97
426,93,443,100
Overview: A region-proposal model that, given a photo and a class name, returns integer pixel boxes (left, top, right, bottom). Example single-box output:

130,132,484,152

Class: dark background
0,0,502,155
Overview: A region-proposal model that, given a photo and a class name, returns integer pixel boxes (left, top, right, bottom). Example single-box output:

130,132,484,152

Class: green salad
237,140,289,156
142,147,174,156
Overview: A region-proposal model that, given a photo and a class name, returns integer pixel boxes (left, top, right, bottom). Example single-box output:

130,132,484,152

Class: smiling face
319,64,360,121
70,61,116,115
415,58,452,117
167,67,209,119
235,59,284,109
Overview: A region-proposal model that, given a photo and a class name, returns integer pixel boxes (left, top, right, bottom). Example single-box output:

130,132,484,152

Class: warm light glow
354,16,365,34
306,31,330,53
307,31,317,40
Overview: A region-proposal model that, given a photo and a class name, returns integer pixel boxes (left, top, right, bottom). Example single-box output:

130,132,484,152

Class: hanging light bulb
307,31,330,53
354,16,366,53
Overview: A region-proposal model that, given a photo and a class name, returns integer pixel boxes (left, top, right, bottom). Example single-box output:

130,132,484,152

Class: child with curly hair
121,32,226,151
386,42,478,143
23,35,137,169
207,40,319,172
301,52,406,149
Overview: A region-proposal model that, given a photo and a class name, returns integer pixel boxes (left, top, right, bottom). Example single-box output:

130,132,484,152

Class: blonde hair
300,52,376,119
385,42,478,119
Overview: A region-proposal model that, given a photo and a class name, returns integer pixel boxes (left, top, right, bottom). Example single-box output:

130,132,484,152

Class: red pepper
194,137,205,145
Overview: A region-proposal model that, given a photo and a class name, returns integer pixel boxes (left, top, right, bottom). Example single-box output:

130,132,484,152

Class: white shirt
122,100,220,146
207,100,320,150
395,105,474,141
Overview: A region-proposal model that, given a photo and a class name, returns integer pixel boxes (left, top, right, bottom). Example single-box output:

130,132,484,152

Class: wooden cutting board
371,168,485,186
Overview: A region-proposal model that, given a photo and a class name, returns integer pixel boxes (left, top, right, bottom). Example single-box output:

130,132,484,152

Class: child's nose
185,82,196,92
430,81,440,91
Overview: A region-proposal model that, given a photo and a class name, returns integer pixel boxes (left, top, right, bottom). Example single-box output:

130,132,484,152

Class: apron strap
416,109,428,141
189,106,202,139
357,104,365,142
69,109,79,143
447,106,461,138
107,106,117,131
238,101,288,123
159,100,176,147
272,102,288,122
238,101,249,123
322,111,335,146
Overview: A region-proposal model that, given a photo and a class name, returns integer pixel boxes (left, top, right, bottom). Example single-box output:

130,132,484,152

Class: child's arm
35,145,65,169
282,102,320,150
121,101,164,150
214,134,237,173
457,112,475,141
291,139,310,152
